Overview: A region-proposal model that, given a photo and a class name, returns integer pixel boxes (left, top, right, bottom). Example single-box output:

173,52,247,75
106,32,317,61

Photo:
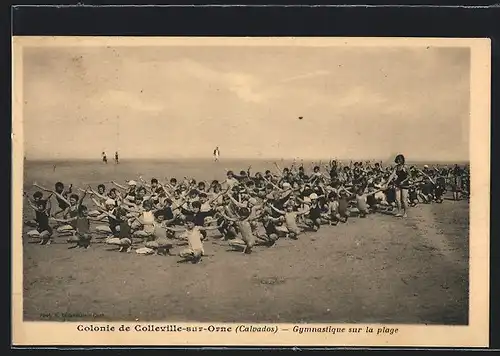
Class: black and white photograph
11,37,490,347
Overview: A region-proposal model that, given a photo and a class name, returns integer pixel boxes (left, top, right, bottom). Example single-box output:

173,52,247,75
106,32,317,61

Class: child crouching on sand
51,204,93,249
24,191,54,245
220,207,264,254
269,203,310,239
165,217,221,263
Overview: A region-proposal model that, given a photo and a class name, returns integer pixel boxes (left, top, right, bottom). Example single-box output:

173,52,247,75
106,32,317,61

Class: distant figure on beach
115,151,119,164
102,152,108,164
213,147,220,162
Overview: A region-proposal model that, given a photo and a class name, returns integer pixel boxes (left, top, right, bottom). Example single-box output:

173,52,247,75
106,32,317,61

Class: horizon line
24,157,470,163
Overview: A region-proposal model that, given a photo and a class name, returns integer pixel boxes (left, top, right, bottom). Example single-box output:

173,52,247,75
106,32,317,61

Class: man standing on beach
213,147,220,162
115,151,119,164
102,152,108,164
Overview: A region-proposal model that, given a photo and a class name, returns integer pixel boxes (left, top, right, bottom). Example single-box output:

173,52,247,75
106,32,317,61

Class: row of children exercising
24,156,469,263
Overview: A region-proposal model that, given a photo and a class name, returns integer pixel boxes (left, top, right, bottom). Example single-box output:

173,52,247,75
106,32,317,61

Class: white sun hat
309,193,318,200
128,180,137,186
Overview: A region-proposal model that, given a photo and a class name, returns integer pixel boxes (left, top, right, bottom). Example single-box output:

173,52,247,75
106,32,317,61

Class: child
270,203,310,239
104,206,134,252
143,214,175,256
220,207,264,254
83,184,108,216
257,214,281,246
304,193,323,231
58,193,83,234
342,185,386,218
326,192,341,225
52,182,73,217
165,218,221,263
111,180,137,202
24,191,53,244
33,182,80,234
131,200,157,241
408,182,419,207
51,202,93,249
434,175,446,203
419,177,434,204
223,170,240,189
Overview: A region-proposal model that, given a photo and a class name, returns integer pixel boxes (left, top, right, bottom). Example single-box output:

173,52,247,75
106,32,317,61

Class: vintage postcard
12,36,490,347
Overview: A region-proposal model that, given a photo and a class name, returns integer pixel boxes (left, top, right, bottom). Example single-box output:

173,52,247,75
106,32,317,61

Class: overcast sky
22,44,470,161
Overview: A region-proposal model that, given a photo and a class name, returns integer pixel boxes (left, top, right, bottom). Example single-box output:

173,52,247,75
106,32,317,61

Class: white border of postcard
11,36,491,347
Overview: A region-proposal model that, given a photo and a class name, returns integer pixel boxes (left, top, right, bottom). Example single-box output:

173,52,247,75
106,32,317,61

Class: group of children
23,158,470,264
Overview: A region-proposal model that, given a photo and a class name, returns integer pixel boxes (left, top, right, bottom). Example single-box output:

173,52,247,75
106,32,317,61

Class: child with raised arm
103,207,135,253
80,184,108,217
220,207,264,254
270,203,310,239
24,191,53,244
304,193,325,231
222,170,240,189
51,188,90,236
165,217,221,263
92,199,122,236
257,213,281,246
111,180,137,202
33,182,78,234
145,213,180,255
326,192,341,226
340,185,387,218
130,200,162,241
51,200,94,249
51,182,73,217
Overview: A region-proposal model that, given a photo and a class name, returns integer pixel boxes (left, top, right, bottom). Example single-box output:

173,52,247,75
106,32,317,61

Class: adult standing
115,151,119,164
451,164,463,201
102,152,108,164
213,146,220,162
385,154,410,218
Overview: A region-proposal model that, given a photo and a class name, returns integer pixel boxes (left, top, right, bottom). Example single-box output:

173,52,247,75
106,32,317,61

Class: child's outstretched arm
417,169,436,184
165,225,186,233
50,216,77,224
33,182,52,193
96,208,118,220
208,187,231,205
200,222,224,231
270,205,285,215
26,198,38,212
86,188,107,201
220,211,238,222
365,187,386,197
77,188,90,209
249,211,266,222
297,206,311,215
228,194,246,208
138,176,152,188
40,186,71,207
262,176,282,191
89,212,109,221
110,181,128,190
162,213,180,226
278,189,293,202
385,168,397,186
340,186,353,195
273,162,284,176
